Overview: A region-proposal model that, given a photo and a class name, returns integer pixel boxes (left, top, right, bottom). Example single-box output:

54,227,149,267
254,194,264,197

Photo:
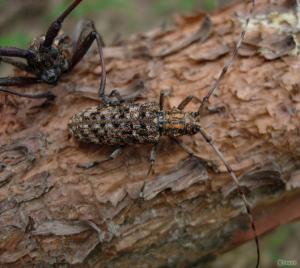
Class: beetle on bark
0,0,104,100
0,0,260,267
68,1,260,267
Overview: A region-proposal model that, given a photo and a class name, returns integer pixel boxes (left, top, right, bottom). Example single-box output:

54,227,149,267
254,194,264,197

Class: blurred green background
0,0,299,267
0,0,227,48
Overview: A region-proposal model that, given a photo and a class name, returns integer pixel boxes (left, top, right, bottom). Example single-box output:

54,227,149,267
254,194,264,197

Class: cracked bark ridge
0,0,300,267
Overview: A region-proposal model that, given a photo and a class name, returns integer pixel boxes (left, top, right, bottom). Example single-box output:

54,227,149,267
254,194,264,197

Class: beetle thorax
27,35,72,84
160,109,199,137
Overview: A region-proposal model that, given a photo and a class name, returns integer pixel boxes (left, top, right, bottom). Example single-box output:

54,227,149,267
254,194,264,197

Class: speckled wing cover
68,102,161,145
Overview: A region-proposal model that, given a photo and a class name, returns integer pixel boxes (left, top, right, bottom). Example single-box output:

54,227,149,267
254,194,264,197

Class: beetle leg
171,137,218,172
0,57,33,73
72,20,105,53
160,91,170,110
96,147,124,165
159,92,165,111
68,21,107,104
139,147,162,198
0,77,55,100
177,94,222,116
77,146,124,169
109,89,124,103
0,47,34,59
0,77,41,86
108,147,124,161
147,143,159,176
0,87,55,100
69,21,105,70
177,95,201,111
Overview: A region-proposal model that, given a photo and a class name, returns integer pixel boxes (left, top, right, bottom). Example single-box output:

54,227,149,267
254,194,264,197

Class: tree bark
1,0,300,267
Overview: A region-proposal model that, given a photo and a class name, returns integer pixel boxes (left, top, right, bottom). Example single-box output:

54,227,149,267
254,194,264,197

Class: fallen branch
0,0,300,267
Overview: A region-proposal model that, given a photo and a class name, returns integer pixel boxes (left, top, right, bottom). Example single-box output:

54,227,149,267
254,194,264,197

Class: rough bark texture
1,0,300,267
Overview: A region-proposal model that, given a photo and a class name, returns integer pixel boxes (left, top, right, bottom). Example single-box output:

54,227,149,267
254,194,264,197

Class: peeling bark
0,0,300,267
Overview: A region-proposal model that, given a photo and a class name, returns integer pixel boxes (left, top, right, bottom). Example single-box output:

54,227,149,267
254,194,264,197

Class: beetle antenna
197,1,260,267
198,0,256,115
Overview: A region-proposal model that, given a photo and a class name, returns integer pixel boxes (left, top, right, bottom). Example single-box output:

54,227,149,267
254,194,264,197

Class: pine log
0,0,300,267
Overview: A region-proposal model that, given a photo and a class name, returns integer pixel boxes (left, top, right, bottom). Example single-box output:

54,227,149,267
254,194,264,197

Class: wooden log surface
0,0,300,267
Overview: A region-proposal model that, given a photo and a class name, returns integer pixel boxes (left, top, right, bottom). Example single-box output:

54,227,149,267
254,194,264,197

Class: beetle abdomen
68,102,160,145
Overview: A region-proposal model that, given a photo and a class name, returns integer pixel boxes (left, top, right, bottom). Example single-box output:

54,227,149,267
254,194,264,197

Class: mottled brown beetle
69,1,260,267
0,0,103,100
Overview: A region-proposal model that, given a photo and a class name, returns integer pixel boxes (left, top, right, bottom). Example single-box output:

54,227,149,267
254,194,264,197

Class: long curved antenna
91,26,107,104
0,87,55,100
43,0,83,48
198,0,256,115
197,1,260,267
68,20,108,104
89,25,121,106
197,125,260,268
